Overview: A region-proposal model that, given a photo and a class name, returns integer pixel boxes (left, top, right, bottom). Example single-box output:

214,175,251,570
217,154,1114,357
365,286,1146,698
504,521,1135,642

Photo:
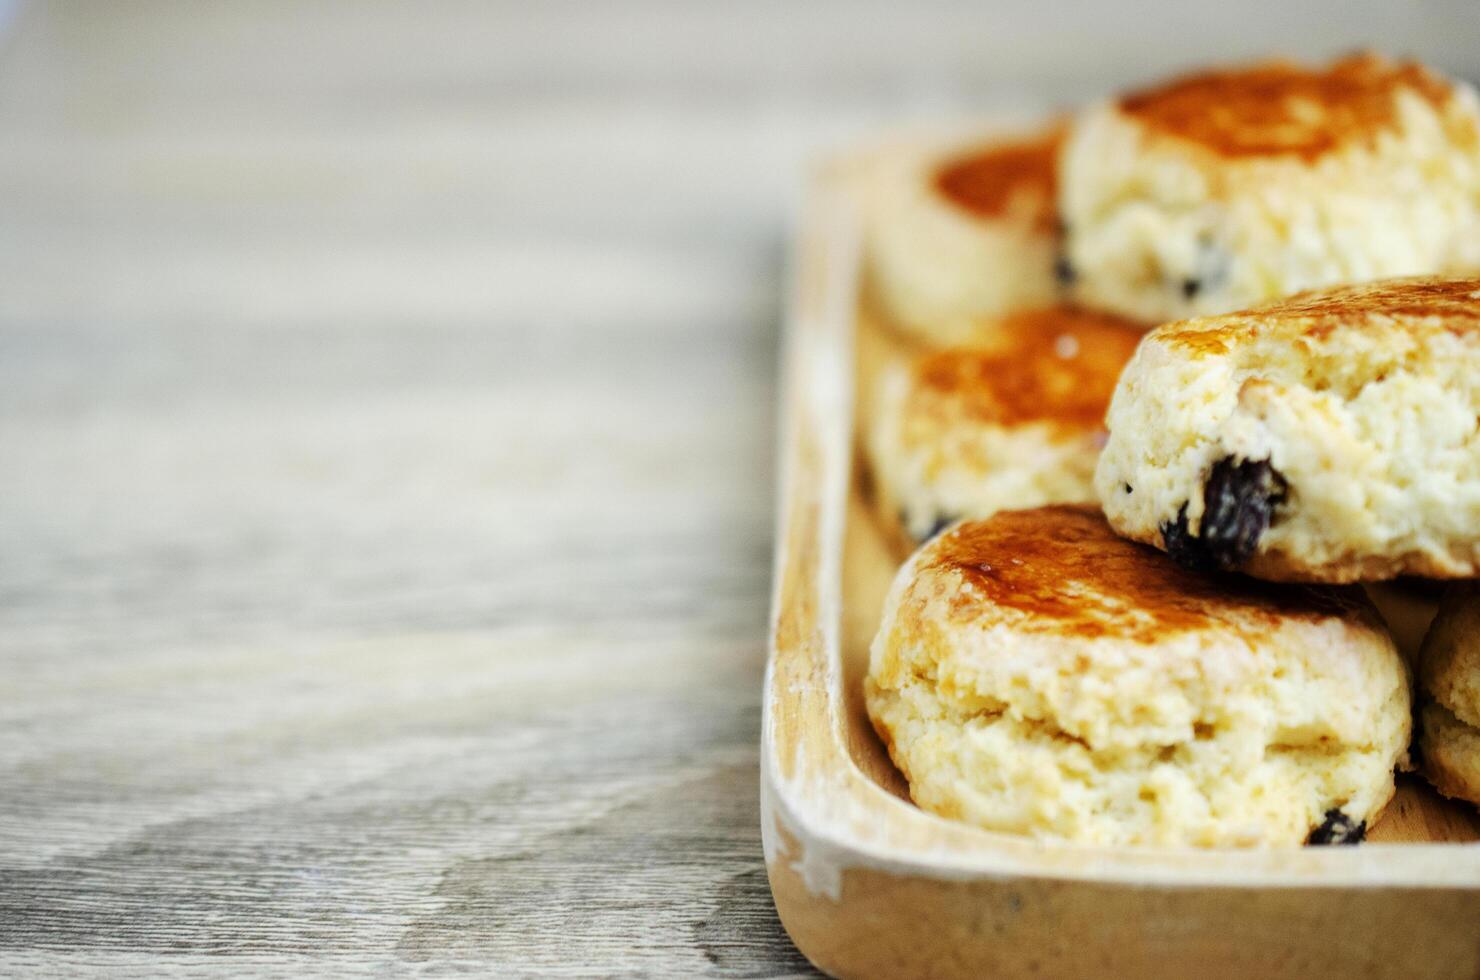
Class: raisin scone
865,505,1411,848
1059,53,1480,324
866,306,1143,549
1096,277,1480,583
867,124,1064,346
1416,584,1480,807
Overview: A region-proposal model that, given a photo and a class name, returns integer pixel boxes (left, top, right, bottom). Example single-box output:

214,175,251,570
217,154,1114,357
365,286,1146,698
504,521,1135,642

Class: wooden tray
761,166,1480,979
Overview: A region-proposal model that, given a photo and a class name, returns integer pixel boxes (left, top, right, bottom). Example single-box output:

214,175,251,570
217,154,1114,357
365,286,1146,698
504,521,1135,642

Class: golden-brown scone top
910,306,1143,436
1118,52,1465,161
864,308,1143,548
919,505,1372,643
865,122,1065,345
1156,276,1480,357
931,127,1062,230
868,505,1409,846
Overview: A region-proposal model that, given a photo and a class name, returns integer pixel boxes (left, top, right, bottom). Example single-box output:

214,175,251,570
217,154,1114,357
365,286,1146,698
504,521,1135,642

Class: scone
1416,583,1480,806
1097,277,1480,583
866,306,1143,548
1060,53,1480,324
865,505,1411,848
867,125,1063,346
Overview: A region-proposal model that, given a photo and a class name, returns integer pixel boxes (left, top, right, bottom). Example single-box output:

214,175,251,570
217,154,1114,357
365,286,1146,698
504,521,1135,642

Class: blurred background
1,2,1477,975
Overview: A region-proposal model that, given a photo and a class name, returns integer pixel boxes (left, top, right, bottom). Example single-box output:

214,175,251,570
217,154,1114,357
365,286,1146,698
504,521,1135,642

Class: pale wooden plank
0,0,815,972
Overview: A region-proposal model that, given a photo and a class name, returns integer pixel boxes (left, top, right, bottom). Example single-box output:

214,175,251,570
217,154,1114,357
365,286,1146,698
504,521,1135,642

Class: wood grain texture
3,2,1479,976
0,1,811,974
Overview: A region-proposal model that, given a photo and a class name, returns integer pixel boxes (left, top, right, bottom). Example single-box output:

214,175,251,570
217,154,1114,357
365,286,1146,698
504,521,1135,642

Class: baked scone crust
866,307,1143,546
866,126,1063,345
1060,53,1480,323
866,506,1411,847
1416,583,1480,805
1419,702,1480,806
1096,277,1480,583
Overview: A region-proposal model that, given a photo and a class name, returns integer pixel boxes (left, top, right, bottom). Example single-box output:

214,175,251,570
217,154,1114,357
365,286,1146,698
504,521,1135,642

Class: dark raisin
920,512,959,543
1186,237,1231,300
1307,809,1365,845
1123,483,1133,494
1160,504,1206,570
1200,457,1287,562
1159,456,1287,572
1053,254,1076,287
1391,576,1445,600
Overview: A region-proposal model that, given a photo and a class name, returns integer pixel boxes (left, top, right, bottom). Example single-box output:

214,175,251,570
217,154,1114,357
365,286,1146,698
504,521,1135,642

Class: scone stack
860,52,1480,847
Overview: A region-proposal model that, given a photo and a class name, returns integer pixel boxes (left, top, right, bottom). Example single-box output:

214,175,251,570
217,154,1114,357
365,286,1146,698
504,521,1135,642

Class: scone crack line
938,700,1169,756
935,676,1247,759
1265,738,1373,759
1425,698,1480,740
965,706,1093,752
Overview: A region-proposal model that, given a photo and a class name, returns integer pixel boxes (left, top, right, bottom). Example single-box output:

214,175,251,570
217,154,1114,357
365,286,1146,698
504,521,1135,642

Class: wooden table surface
1,3,1476,976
